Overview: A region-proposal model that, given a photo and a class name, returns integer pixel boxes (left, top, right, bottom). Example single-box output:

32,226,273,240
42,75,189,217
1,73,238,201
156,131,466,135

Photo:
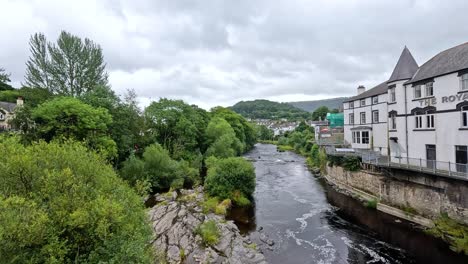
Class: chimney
16,96,24,106
357,85,366,95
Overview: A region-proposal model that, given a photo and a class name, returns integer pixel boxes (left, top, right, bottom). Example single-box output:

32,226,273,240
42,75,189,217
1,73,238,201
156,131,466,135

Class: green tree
0,87,53,107
144,99,209,162
120,143,199,191
205,117,243,158
0,67,14,91
256,125,274,140
32,97,116,158
0,138,153,263
24,31,108,96
312,106,330,121
204,157,256,202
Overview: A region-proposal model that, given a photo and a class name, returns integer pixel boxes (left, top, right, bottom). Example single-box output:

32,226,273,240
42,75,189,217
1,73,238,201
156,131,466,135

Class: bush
195,220,220,247
0,137,153,263
343,156,361,171
365,199,378,209
202,197,220,214
204,157,255,204
120,143,200,192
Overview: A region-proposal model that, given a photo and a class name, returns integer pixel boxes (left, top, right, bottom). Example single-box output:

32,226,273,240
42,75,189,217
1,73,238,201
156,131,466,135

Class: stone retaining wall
325,165,468,225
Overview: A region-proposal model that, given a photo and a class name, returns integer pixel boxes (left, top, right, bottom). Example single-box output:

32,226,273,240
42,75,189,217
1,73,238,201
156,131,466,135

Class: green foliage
144,98,210,162
327,155,344,167
312,106,330,121
215,199,232,215
120,143,200,192
211,107,256,152
25,31,108,96
428,214,468,254
195,220,220,247
256,124,274,140
0,67,13,91
310,144,320,167
230,99,312,120
0,137,152,263
202,197,220,214
204,157,256,204
205,117,243,158
31,97,117,159
343,156,362,171
365,199,378,209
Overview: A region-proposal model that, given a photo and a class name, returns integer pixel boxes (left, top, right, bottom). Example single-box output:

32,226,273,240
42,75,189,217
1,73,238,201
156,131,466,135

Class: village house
0,97,24,130
344,42,468,173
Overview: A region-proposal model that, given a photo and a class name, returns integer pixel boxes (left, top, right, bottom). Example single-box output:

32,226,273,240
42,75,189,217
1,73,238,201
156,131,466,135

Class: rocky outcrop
148,187,267,264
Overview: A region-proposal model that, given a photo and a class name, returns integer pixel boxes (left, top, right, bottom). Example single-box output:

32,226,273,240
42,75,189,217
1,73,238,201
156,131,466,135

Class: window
360,99,366,107
361,131,370,144
455,146,467,173
461,73,468,91
414,85,422,98
372,96,378,104
372,110,379,123
349,101,354,109
349,113,354,125
415,112,423,129
389,88,396,102
353,131,361,144
0,113,4,120
462,106,468,128
390,114,397,130
360,112,366,124
425,82,434,96
426,114,435,128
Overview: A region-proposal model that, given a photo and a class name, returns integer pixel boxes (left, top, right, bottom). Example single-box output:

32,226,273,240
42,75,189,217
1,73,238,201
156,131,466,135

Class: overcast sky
1,0,468,109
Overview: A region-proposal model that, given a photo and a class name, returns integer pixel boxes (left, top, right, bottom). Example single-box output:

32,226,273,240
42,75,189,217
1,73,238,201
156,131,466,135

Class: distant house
0,97,24,130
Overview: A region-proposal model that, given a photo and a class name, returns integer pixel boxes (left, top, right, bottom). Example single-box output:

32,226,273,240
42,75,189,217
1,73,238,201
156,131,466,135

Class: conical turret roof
388,46,419,83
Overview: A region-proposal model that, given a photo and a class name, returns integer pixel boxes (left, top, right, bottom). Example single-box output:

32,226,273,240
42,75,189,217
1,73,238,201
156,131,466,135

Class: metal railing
362,154,468,180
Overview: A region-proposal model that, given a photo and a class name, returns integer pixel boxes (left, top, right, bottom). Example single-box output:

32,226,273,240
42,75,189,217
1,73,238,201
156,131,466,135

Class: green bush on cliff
427,213,468,254
195,220,220,247
0,137,153,263
343,156,361,171
204,157,255,205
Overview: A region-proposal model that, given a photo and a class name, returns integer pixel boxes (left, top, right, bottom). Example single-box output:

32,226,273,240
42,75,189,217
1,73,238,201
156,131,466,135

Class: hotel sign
418,93,468,106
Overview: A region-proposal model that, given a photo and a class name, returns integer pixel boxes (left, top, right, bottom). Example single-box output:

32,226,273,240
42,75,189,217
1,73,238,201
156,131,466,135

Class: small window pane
414,86,422,98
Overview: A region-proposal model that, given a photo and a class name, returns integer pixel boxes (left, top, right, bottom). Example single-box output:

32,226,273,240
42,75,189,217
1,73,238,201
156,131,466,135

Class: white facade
343,43,468,170
344,85,389,156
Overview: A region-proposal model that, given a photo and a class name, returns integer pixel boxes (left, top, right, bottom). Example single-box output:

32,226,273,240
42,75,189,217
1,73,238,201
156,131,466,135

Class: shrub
365,199,378,209
427,213,468,254
310,144,320,166
215,199,232,215
0,137,153,263
343,156,361,171
195,220,220,247
204,157,255,203
202,197,219,214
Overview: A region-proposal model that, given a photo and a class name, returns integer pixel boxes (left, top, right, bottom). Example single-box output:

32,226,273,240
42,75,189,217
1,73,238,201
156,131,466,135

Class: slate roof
406,42,468,85
343,81,388,103
0,101,17,112
388,46,419,83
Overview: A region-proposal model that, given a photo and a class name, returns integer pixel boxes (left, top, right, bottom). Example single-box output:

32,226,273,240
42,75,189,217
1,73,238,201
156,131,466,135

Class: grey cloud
1,0,468,108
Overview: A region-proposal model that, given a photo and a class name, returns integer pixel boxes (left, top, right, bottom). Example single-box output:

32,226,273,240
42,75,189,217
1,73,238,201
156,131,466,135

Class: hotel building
344,43,468,172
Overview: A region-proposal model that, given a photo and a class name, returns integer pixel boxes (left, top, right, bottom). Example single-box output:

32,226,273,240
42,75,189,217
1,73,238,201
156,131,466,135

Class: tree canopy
0,138,153,263
24,31,108,96
230,99,312,120
0,67,14,91
312,106,330,121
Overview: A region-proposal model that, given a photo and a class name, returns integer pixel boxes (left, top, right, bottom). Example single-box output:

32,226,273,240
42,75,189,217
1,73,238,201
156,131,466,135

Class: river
228,144,468,264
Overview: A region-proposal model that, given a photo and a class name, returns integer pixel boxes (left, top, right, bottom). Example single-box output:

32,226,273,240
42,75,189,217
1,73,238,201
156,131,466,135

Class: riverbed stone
148,187,266,264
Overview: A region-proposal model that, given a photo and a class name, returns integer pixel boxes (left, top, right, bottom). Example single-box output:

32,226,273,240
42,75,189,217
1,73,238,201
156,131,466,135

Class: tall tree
24,31,109,96
312,106,330,121
0,67,13,91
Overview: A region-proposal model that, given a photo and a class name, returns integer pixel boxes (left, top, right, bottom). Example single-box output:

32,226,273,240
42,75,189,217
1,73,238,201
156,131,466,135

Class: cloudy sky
1,0,468,109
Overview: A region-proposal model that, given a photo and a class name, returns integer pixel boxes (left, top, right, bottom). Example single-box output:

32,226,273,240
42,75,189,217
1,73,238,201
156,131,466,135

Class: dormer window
414,85,422,99
461,73,468,91
360,99,366,107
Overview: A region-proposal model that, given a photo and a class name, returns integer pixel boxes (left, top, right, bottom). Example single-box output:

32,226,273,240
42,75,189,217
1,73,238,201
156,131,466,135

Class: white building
344,43,468,172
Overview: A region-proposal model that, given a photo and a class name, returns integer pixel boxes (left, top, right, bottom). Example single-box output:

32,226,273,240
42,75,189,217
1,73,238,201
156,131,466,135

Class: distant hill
230,99,311,120
289,97,347,112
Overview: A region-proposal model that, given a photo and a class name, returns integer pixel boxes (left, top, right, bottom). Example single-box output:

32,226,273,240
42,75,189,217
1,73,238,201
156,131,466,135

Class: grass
215,199,232,215
202,197,219,214
365,199,378,209
258,140,278,145
179,248,185,261
246,243,257,250
427,213,468,254
232,190,251,207
277,145,294,152
195,220,220,247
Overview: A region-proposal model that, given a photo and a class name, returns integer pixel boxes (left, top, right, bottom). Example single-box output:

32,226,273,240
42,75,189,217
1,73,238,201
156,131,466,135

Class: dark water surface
229,144,468,264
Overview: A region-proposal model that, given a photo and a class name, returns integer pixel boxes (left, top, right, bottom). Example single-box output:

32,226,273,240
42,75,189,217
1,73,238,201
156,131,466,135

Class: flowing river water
228,144,468,264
